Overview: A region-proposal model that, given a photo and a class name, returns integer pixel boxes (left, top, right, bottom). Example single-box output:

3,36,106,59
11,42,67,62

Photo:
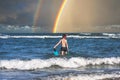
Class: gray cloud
0,0,62,32
0,0,37,25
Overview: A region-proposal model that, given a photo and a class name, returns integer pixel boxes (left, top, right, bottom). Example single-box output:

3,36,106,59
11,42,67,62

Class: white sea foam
103,33,120,38
0,25,33,33
0,57,120,70
0,35,62,39
80,33,91,35
0,34,120,39
44,73,120,80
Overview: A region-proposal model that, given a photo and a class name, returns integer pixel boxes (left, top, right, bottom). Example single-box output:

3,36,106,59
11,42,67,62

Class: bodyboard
53,51,59,56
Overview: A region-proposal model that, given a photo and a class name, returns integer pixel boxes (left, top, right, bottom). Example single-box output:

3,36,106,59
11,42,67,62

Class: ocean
0,33,120,80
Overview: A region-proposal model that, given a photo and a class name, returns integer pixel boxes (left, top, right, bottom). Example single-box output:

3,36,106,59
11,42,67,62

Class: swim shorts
61,47,67,52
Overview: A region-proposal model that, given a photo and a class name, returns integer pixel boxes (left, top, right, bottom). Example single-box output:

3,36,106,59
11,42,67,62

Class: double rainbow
33,0,68,33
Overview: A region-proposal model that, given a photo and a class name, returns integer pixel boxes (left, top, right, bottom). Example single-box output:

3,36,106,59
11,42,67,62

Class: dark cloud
0,0,38,25
0,0,36,11
1,13,33,26
0,0,62,28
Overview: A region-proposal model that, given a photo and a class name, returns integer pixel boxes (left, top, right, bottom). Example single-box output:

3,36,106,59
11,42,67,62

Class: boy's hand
53,48,56,51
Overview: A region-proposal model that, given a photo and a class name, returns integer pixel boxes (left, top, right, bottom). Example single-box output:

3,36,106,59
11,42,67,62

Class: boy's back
61,38,67,47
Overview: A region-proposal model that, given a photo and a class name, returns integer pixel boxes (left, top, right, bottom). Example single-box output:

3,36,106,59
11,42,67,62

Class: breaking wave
0,33,120,39
39,73,120,80
0,57,120,70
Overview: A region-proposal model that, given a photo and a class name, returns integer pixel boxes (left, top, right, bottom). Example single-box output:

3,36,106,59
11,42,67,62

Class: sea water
0,33,120,80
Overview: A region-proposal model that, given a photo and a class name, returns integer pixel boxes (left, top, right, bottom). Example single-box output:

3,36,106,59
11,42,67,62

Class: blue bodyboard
53,51,59,56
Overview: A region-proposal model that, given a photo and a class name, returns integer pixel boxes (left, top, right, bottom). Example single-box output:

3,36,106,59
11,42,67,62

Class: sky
0,0,120,33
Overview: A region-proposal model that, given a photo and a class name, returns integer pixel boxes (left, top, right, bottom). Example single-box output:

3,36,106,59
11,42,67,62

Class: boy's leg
61,51,64,55
65,51,67,54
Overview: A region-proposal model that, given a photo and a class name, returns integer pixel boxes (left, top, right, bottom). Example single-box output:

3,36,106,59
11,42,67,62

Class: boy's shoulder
62,38,67,42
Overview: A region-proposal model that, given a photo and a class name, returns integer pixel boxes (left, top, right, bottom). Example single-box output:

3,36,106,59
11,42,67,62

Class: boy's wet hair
62,34,67,38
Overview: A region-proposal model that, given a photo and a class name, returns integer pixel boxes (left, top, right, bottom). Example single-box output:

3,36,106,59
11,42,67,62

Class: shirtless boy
54,34,69,55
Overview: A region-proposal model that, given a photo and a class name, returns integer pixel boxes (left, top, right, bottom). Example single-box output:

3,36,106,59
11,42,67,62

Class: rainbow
53,0,68,33
33,0,68,33
33,0,43,32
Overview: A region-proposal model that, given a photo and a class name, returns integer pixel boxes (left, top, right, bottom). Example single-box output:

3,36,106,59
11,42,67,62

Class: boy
54,34,69,55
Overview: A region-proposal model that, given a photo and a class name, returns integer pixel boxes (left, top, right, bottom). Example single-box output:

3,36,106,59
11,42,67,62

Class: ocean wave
80,33,91,35
0,34,120,39
39,73,120,80
0,57,120,70
0,25,33,33
103,33,120,38
0,35,62,39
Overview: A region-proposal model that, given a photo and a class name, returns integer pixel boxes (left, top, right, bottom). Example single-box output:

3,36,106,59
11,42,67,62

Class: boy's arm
54,40,61,49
